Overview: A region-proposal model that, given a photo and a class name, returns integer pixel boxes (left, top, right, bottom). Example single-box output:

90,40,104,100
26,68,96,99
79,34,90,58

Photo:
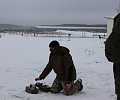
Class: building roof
36,25,106,30
105,16,114,19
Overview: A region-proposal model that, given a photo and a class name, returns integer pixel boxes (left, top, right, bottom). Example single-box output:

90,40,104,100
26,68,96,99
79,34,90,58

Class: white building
36,25,106,30
105,16,114,38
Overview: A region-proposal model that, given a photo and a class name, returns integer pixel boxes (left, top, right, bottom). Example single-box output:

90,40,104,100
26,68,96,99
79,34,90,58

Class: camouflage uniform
51,78,83,96
38,41,83,95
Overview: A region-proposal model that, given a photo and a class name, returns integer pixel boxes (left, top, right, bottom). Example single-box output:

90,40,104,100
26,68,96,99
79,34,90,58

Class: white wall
106,17,114,38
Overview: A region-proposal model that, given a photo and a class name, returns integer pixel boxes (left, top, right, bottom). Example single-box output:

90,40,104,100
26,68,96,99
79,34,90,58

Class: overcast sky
0,0,119,26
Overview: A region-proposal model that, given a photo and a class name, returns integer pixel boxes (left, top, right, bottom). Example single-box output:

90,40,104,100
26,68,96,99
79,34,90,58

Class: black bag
105,13,120,63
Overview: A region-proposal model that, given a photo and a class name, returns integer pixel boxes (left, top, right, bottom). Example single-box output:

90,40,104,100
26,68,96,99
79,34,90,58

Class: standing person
35,40,83,95
105,13,120,100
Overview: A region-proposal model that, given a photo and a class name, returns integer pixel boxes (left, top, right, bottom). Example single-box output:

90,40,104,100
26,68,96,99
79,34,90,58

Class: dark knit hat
49,40,60,48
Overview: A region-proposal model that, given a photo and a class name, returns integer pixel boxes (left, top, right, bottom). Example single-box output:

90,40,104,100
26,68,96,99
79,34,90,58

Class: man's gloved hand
35,78,40,81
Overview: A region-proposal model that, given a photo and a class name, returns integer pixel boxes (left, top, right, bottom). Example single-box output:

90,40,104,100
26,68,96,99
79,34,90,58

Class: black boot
76,78,83,91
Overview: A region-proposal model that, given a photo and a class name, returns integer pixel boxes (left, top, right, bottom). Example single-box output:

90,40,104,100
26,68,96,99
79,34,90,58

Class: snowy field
0,32,116,100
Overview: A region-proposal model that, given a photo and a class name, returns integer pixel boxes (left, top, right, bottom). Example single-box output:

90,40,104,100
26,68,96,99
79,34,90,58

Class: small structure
105,16,114,38
68,33,71,41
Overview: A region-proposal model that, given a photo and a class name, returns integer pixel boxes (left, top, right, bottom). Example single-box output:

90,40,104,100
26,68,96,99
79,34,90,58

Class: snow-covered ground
0,32,116,100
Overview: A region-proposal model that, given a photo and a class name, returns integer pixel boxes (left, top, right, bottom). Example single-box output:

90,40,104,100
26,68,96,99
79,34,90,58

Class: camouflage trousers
50,78,82,96
113,63,120,100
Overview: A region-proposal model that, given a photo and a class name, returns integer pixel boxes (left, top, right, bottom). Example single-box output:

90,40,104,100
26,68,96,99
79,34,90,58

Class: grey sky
0,0,118,26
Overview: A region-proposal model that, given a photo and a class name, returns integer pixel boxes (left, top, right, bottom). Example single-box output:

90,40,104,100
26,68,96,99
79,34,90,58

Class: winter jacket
105,13,120,63
39,46,76,83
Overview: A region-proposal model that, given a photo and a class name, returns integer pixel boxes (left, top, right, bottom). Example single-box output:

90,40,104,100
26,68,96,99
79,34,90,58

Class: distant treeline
0,23,107,30
0,23,107,33
0,24,34,30
41,24,107,28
